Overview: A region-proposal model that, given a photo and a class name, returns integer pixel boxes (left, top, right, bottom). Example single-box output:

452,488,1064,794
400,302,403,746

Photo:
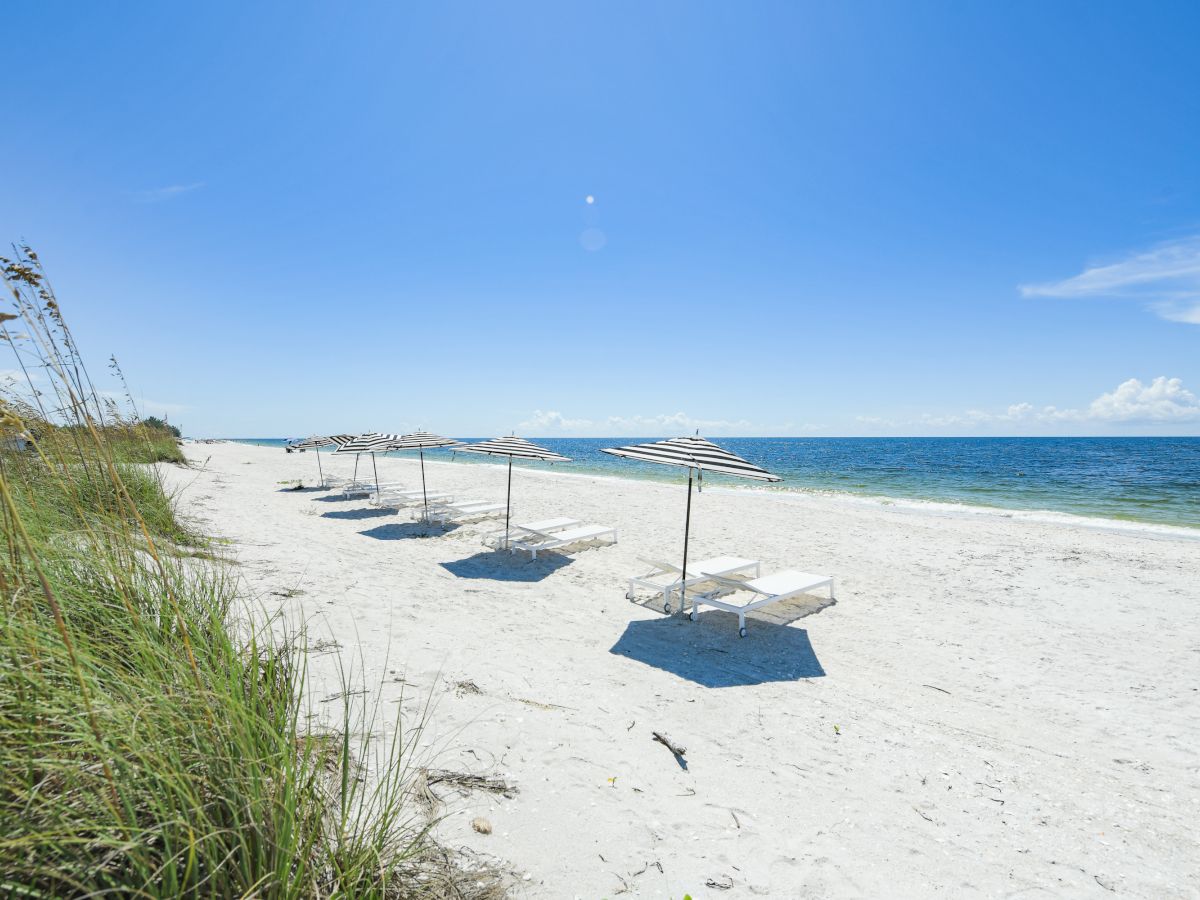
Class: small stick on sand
652,731,687,762
923,684,952,695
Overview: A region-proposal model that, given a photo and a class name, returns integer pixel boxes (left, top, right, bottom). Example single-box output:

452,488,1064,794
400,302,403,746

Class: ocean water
228,437,1200,530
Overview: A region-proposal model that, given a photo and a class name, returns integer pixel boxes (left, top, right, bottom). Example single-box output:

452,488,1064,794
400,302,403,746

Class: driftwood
652,731,687,759
423,769,519,798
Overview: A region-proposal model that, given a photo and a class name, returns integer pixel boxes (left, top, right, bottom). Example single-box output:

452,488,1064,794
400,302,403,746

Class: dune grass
0,247,504,897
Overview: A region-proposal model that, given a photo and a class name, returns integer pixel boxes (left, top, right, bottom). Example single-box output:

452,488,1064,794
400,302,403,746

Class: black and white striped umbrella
601,436,781,613
457,436,571,548
286,434,355,485
335,432,402,454
384,432,464,520
287,433,355,451
333,432,404,492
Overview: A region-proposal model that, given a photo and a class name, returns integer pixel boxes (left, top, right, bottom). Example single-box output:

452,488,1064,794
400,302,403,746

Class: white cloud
517,409,801,436
136,182,205,203
1079,376,1199,423
858,377,1200,433
518,410,595,432
1020,235,1200,324
603,412,755,434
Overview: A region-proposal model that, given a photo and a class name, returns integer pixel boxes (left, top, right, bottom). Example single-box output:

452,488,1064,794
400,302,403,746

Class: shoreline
209,439,1200,540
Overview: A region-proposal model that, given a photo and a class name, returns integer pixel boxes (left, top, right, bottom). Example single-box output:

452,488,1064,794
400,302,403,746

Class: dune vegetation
0,247,503,898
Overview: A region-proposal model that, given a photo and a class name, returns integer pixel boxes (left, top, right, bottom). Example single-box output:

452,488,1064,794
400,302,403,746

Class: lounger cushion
743,570,831,596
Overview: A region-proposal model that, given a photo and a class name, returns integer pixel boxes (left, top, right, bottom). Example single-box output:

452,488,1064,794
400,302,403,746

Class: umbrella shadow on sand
322,508,395,520
440,550,572,582
359,522,460,540
610,595,834,687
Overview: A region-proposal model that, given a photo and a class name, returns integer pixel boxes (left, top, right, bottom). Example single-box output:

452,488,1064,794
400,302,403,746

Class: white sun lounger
509,524,617,559
626,556,761,614
343,480,405,499
425,501,506,525
374,491,453,511
369,487,442,505
690,570,835,637
481,517,581,550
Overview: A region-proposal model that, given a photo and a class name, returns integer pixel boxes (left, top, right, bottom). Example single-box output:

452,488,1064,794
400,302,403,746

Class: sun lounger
626,556,761,614
509,523,617,559
689,570,835,637
425,500,506,524
481,517,581,550
342,480,405,499
369,487,441,506
374,491,453,511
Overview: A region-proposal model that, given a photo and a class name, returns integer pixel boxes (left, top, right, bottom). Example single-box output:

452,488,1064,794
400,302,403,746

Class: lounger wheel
663,601,672,614
689,610,697,622
738,627,748,638
625,591,634,601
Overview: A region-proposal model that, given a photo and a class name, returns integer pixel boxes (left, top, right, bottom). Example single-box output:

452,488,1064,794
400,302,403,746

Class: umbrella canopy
601,436,781,615
601,436,780,482
335,432,402,454
384,432,463,520
457,436,570,548
287,434,355,450
333,432,404,492
285,434,355,485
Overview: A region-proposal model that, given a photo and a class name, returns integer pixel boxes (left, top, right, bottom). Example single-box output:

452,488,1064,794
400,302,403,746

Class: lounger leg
738,612,747,638
830,579,835,600
663,588,673,615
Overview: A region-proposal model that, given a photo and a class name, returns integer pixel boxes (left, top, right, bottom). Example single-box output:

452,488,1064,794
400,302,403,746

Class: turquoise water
229,437,1200,530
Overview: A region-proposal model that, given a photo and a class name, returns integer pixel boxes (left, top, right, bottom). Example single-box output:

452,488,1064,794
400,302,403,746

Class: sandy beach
167,441,1199,898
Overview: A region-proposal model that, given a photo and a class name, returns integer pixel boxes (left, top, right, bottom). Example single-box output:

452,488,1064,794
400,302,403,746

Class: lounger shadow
440,550,572,582
609,617,825,687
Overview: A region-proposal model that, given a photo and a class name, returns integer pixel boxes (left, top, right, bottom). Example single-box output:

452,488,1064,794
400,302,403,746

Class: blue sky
3,1,1198,437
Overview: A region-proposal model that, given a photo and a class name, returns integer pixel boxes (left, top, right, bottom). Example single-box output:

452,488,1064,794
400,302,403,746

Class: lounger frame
690,572,835,637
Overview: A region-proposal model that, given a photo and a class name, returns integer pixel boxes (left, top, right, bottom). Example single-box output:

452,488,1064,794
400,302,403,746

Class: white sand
167,442,1199,898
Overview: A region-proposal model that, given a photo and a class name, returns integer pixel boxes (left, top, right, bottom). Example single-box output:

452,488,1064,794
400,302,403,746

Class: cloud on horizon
1020,235,1200,324
857,376,1200,432
517,410,806,436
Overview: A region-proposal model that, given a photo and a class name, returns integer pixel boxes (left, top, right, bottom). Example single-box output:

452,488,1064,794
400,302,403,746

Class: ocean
228,437,1200,531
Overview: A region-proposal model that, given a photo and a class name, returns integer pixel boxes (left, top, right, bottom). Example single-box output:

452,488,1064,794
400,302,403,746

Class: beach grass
0,247,503,898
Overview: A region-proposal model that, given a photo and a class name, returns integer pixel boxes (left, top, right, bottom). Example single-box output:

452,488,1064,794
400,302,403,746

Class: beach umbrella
334,432,403,493
601,436,781,613
383,432,463,520
456,435,571,549
286,434,354,486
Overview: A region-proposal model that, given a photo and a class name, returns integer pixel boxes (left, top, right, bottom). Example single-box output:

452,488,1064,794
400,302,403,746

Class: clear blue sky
4,1,1198,437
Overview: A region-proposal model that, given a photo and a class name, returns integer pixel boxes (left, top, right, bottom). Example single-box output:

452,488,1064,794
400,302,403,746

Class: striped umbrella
334,432,403,493
601,436,781,612
456,436,570,549
286,434,354,486
384,432,464,520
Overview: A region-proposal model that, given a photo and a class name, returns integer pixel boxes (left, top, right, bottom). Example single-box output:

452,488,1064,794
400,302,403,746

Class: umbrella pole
679,471,693,615
420,449,428,521
353,454,360,484
372,454,380,494
504,456,513,549
316,448,324,487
